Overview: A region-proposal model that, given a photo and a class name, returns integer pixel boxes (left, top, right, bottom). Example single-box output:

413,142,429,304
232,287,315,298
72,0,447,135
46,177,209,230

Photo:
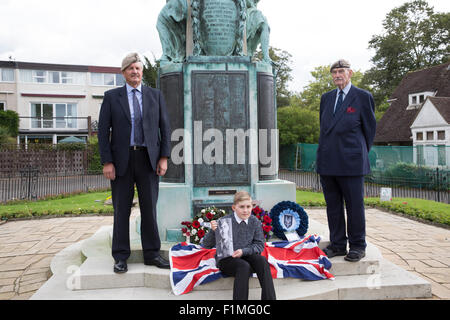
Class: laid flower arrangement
181,206,226,244
252,205,273,241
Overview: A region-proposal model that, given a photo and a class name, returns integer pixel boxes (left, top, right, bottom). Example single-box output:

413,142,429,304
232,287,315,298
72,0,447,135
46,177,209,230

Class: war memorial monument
31,0,432,300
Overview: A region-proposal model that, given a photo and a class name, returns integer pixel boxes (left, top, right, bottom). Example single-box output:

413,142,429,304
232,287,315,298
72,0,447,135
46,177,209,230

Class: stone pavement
0,208,449,300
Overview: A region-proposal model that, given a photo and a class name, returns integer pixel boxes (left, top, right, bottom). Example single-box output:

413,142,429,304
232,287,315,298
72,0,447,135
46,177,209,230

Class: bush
365,198,450,226
0,126,9,146
0,110,19,137
56,142,86,151
367,162,449,191
87,136,102,172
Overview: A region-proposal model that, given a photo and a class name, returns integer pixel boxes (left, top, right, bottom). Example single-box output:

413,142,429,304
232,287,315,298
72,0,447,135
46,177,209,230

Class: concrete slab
30,217,432,300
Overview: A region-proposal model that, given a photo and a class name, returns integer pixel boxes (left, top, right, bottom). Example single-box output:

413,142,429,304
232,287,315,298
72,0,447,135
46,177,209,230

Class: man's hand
232,249,243,259
157,157,168,176
103,163,116,181
211,220,218,231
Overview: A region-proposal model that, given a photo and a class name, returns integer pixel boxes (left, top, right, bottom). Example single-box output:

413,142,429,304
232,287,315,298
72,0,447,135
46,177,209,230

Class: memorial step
36,257,430,300
75,241,381,291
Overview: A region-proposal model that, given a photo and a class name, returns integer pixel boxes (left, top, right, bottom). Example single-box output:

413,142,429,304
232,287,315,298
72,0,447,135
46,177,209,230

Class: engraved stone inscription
202,0,237,56
193,71,249,186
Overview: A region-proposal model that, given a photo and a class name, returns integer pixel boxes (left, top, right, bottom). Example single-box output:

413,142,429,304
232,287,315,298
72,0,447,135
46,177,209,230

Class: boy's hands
211,220,218,231
232,249,243,258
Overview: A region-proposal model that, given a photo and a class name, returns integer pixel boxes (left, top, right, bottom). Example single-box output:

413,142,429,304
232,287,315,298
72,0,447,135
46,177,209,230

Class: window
426,131,434,140
416,132,423,141
33,70,46,83
437,131,445,140
91,73,124,86
31,103,77,129
1,68,15,82
20,70,84,84
61,72,73,84
116,74,125,86
408,91,434,107
0,101,5,111
48,71,60,83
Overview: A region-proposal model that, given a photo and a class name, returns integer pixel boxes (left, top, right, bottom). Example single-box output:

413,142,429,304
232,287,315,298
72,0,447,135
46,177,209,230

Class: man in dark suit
316,59,376,262
98,53,172,272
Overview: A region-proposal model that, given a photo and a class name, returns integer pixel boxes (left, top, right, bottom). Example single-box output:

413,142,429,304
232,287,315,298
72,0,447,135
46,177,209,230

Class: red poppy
253,206,262,214
263,225,272,232
197,229,205,238
181,228,187,233
206,212,213,220
192,220,200,229
263,215,272,223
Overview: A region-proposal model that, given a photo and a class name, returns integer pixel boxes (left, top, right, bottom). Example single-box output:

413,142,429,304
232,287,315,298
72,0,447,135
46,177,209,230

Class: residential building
374,62,450,146
0,60,124,145
410,96,450,167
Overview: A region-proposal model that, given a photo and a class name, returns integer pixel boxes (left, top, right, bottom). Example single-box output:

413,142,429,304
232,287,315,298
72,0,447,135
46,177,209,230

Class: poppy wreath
180,206,226,244
251,205,273,241
269,201,309,240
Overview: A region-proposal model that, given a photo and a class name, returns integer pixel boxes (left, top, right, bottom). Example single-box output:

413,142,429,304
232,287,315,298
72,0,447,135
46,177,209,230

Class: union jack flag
169,235,334,296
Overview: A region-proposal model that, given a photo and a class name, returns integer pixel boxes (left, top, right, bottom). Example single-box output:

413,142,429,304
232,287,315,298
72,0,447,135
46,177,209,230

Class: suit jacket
316,85,376,176
98,85,171,176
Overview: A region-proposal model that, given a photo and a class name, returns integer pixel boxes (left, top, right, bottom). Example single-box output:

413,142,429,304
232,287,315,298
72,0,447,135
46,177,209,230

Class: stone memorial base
31,209,431,300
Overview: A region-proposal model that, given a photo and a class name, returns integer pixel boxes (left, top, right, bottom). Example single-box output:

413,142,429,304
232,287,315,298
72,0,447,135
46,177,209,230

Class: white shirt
125,83,145,146
334,81,352,113
234,211,249,224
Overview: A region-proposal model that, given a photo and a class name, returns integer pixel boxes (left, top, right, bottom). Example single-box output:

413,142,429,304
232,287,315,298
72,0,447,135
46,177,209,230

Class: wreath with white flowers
270,201,309,240
181,206,227,244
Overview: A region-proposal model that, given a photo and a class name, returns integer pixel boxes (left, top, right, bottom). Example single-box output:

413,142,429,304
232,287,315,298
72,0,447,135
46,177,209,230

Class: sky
0,0,448,92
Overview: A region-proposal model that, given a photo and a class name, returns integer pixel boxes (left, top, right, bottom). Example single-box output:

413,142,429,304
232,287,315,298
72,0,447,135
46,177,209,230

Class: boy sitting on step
201,191,276,300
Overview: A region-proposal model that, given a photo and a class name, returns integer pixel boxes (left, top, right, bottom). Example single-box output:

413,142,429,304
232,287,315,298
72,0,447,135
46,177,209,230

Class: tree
364,0,450,104
293,65,366,112
256,47,293,108
277,107,319,145
142,56,159,88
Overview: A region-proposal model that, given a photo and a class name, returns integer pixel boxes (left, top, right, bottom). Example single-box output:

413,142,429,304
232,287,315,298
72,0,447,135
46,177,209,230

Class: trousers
319,175,366,251
111,148,161,262
218,254,276,300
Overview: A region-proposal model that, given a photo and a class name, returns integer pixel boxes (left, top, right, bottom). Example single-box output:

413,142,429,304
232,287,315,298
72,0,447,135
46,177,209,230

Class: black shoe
144,255,170,269
113,260,128,273
323,245,347,258
344,250,366,262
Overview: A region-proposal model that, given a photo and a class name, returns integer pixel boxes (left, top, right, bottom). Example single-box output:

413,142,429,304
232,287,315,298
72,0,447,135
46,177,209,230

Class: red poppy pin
346,107,356,113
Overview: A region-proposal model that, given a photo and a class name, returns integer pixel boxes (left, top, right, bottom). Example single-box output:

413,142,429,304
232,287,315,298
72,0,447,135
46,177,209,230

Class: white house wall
411,100,447,129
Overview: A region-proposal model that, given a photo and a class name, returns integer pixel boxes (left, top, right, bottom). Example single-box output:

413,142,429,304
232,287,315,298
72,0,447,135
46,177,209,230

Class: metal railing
0,169,109,203
19,116,92,132
279,169,450,204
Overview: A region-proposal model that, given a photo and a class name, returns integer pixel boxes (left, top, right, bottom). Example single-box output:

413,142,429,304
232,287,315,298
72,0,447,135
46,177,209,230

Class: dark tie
334,90,344,115
132,89,144,146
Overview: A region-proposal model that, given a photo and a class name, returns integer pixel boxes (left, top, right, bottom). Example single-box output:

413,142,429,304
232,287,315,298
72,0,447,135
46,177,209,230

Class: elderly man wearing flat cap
316,59,376,262
98,53,172,272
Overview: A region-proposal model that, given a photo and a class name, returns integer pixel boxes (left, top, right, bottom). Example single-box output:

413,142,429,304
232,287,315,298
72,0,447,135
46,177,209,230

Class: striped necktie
334,90,344,115
132,89,144,146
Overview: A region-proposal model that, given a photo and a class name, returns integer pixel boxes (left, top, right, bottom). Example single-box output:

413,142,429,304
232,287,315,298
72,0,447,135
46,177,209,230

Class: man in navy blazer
316,59,376,262
98,53,172,272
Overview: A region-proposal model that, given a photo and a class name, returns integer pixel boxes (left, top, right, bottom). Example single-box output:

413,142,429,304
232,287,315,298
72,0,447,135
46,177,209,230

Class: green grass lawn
0,191,114,220
1,189,448,227
296,189,450,226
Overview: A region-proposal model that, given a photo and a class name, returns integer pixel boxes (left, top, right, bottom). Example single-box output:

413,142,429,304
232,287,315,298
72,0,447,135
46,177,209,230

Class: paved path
0,208,448,300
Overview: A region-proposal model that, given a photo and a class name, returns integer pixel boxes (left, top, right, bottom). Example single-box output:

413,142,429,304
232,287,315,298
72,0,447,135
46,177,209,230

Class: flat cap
330,59,351,72
121,52,142,71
